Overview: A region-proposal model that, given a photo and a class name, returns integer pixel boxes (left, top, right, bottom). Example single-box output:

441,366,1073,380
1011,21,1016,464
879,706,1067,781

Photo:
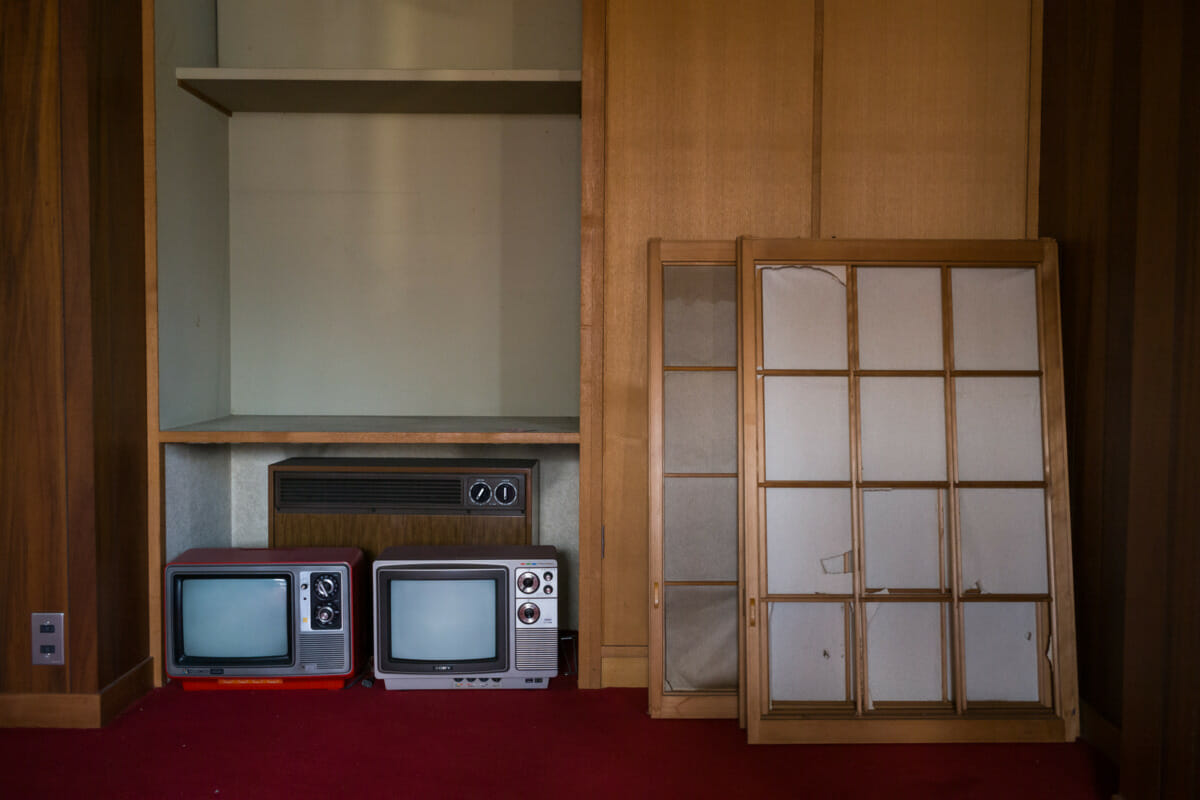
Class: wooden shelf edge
176,67,583,115
157,415,581,445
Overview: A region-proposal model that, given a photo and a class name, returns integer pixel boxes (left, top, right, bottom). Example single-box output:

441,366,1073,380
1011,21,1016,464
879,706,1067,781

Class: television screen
389,578,498,661
178,576,290,662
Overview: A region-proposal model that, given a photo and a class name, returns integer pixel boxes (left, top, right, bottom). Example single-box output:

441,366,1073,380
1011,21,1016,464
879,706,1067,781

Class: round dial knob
315,605,337,625
517,571,540,593
314,575,338,599
468,481,492,504
518,602,541,624
494,481,517,506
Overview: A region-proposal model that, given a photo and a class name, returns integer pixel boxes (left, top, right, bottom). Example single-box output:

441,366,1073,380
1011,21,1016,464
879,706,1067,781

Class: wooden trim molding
577,0,606,689
0,657,154,729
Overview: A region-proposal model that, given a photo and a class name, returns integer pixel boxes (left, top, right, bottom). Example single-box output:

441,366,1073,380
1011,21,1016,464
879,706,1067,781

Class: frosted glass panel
955,377,1043,480
663,586,739,693
963,602,1040,702
766,488,853,594
769,602,851,702
863,489,943,590
664,477,738,582
959,489,1048,595
664,371,737,473
857,268,943,369
859,377,947,481
952,268,1040,370
866,603,946,703
663,265,737,367
761,265,848,369
763,377,850,480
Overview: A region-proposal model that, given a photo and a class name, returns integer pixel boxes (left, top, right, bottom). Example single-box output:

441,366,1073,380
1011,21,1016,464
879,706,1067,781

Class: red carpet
1,678,1115,799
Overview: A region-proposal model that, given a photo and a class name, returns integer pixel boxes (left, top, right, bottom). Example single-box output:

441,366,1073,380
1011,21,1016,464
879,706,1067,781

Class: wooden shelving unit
176,67,582,115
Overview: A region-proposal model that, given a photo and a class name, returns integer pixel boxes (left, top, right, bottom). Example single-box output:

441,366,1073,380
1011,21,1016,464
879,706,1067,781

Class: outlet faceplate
31,613,64,666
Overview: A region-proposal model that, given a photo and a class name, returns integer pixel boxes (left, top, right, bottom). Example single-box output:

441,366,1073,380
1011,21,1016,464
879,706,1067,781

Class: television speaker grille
298,633,347,672
515,628,558,671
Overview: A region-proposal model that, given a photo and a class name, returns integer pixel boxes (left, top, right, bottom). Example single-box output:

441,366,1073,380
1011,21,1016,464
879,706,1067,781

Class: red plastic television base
178,677,351,691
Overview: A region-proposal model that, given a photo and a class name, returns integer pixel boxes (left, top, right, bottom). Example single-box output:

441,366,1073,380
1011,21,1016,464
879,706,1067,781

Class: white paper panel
866,603,945,703
863,489,943,590
663,586,739,693
769,602,851,702
859,377,947,481
766,488,853,595
857,268,943,369
959,489,1048,595
952,268,1040,370
664,477,738,582
664,371,738,474
763,377,850,481
663,265,737,367
955,377,1044,481
963,602,1040,702
761,266,848,369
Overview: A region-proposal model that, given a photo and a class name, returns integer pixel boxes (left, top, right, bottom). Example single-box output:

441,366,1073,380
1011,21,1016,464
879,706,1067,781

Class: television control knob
494,481,517,505
315,605,337,625
518,603,541,624
543,585,553,595
517,572,540,593
468,481,492,504
314,575,338,599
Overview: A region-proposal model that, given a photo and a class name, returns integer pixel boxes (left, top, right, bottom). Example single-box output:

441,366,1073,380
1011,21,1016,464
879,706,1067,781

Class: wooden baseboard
601,654,648,687
0,657,155,728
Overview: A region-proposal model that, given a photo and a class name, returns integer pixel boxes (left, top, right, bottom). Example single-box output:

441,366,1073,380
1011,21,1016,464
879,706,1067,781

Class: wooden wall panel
601,0,815,675
820,0,1037,239
1042,0,1199,793
0,0,71,694
1038,0,1141,741
86,0,150,690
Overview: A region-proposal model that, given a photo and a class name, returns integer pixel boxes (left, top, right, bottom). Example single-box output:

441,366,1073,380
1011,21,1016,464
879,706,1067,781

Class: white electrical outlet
31,613,64,666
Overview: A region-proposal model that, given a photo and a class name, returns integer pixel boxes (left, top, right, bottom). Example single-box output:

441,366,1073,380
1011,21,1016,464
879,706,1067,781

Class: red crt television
163,547,367,690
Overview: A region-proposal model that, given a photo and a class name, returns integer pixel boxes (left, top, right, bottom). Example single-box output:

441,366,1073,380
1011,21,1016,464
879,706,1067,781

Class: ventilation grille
276,473,464,513
298,633,347,672
515,628,558,671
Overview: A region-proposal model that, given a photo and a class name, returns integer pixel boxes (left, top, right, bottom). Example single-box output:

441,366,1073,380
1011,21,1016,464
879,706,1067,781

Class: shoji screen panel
739,239,1077,743
648,240,741,719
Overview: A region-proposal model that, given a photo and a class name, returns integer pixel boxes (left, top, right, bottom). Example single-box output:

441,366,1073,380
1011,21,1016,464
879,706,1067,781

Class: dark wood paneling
1038,0,1138,731
1,0,70,694
1043,0,1200,794
87,0,149,691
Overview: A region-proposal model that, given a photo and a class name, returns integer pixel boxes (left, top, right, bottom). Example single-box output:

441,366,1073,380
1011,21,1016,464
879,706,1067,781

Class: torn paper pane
761,265,848,369
959,488,1049,595
769,602,851,702
766,488,853,594
963,602,1040,702
866,602,946,703
863,489,943,590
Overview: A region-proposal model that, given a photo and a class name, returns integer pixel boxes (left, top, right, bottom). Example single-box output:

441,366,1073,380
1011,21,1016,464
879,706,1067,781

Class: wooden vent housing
268,458,538,560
